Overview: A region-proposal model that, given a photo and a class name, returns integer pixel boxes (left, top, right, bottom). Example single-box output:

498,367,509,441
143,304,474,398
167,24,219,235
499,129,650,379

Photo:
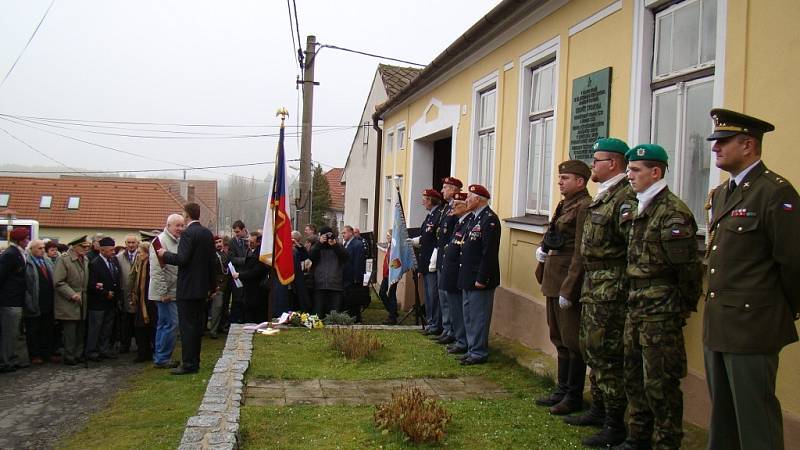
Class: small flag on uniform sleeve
782,202,794,211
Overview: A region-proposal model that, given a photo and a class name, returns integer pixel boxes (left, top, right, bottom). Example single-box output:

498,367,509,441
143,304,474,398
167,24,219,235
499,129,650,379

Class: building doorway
432,136,452,192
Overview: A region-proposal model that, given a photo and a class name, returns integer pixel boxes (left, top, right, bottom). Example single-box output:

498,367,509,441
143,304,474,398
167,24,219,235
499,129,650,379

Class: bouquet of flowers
279,311,324,329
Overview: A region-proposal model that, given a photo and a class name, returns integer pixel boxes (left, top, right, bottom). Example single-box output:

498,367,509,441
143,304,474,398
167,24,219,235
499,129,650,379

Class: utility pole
297,35,317,227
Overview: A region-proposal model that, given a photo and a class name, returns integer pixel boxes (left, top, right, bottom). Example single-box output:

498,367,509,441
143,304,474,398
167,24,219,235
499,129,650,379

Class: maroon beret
422,189,443,200
442,177,463,189
452,192,468,202
10,227,29,242
468,184,490,199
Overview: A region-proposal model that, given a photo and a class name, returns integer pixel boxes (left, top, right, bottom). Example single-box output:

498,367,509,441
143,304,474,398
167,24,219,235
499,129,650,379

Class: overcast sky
0,0,500,182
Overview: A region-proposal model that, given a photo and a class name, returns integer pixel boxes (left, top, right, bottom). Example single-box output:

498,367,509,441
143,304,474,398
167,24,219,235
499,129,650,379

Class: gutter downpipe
371,114,383,248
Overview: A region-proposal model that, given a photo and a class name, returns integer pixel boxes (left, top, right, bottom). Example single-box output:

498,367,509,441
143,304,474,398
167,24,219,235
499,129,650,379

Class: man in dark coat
86,237,123,361
413,188,444,337
439,192,472,355
158,202,216,375
342,225,367,323
228,220,248,324
458,184,501,365
703,109,800,450
233,232,269,323
0,228,30,372
534,160,592,415
308,226,348,317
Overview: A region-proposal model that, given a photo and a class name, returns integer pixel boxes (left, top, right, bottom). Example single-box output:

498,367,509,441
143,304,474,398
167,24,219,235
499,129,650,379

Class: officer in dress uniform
569,138,634,448
458,184,501,365
620,144,702,450
534,160,592,415
413,188,445,336
431,177,463,344
438,192,472,356
703,109,799,450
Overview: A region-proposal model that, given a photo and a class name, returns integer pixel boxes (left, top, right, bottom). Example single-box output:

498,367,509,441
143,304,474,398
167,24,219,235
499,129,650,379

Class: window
0,193,8,207
526,59,557,215
359,198,369,231
650,0,716,223
382,175,403,239
397,125,406,150
40,195,53,209
67,196,80,209
362,121,370,147
386,129,395,152
473,86,497,193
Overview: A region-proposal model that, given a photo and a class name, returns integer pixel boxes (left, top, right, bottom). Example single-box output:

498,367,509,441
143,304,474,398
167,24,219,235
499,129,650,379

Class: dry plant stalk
374,385,451,443
326,327,383,360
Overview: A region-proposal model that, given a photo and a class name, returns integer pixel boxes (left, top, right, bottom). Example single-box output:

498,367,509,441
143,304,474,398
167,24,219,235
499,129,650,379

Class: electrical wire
292,0,303,69
286,0,299,73
0,160,278,175
0,0,56,91
0,124,86,175
317,44,425,67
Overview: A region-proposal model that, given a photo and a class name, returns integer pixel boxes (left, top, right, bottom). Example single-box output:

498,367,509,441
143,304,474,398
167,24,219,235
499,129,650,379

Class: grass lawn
59,336,226,450
242,329,708,449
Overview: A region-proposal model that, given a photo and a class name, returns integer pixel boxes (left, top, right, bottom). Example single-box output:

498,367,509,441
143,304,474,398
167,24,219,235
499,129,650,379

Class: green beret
592,137,629,155
558,159,591,180
626,144,669,164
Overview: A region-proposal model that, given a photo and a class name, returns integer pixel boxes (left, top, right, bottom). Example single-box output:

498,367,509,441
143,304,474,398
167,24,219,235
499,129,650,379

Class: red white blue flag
260,121,295,284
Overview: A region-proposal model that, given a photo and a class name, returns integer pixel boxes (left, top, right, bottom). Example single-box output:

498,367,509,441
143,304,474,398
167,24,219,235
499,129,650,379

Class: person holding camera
308,226,348,317
534,160,591,415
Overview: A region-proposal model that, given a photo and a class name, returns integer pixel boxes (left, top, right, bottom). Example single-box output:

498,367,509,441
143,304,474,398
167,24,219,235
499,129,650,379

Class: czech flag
260,122,295,284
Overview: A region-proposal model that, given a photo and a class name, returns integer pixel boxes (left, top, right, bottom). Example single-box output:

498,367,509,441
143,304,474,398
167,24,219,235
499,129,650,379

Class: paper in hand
228,261,243,288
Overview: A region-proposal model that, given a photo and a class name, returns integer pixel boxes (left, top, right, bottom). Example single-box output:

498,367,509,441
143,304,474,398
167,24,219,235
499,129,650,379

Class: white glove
535,247,547,263
558,296,572,309
410,236,421,248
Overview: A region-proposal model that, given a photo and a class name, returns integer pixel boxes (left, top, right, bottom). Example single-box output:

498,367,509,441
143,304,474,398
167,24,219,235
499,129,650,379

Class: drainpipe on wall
371,115,383,245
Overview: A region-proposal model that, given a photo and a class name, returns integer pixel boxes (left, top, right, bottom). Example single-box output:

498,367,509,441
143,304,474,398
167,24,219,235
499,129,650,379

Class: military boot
612,438,652,450
535,356,568,406
563,396,605,427
582,408,627,447
549,355,586,415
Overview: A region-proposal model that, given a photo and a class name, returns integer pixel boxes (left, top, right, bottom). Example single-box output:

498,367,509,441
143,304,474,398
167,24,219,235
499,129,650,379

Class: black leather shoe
170,366,199,375
153,361,180,369
549,397,583,415
63,359,77,366
436,335,456,345
459,357,487,366
582,425,627,447
446,346,467,354
534,392,565,407
613,438,652,450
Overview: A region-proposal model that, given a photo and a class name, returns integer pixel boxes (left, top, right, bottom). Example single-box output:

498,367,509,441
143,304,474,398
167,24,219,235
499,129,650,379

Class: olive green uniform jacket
53,249,89,321
704,161,800,353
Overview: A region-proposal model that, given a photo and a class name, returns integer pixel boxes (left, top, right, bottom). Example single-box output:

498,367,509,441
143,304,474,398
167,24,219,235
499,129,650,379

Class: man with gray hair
149,213,184,368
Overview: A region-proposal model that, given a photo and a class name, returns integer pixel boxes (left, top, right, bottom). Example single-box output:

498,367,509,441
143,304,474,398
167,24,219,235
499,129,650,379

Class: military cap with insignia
592,137,629,155
707,108,775,141
442,177,463,189
422,188,443,200
468,184,490,199
67,235,90,246
453,192,468,202
558,159,592,180
139,230,158,242
626,144,669,164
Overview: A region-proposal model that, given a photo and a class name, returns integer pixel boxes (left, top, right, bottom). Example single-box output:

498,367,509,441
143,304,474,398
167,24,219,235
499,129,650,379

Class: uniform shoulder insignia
664,216,688,227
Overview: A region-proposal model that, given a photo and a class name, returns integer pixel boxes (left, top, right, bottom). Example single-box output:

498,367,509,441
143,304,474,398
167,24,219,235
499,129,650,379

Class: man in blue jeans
148,213,184,368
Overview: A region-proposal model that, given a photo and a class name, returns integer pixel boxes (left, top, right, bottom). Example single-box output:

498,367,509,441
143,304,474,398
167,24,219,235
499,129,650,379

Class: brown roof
323,168,345,211
0,176,190,230
60,175,218,228
377,64,423,98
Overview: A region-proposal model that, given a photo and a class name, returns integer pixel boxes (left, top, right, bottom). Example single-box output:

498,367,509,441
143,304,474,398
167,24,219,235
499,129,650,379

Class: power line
292,0,304,68
0,124,85,175
0,0,56,91
286,0,300,73
317,44,425,67
0,160,278,175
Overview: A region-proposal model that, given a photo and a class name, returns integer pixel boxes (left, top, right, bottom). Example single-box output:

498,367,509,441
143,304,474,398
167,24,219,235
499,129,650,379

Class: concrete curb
178,324,252,450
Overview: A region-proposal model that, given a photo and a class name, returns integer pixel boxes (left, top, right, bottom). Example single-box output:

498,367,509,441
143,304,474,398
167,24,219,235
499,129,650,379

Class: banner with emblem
388,187,416,285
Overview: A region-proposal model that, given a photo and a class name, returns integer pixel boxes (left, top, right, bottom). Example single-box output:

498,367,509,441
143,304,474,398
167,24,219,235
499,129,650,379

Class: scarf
129,256,151,324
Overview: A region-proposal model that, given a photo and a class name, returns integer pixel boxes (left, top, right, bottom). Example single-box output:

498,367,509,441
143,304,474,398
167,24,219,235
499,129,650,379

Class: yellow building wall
381,0,800,423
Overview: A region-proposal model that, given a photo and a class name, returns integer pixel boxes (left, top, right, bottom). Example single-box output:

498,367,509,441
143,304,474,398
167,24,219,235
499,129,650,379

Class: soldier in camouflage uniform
620,144,702,450
569,138,633,448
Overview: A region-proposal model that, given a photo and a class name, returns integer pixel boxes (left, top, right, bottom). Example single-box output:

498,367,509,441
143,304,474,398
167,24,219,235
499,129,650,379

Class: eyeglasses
592,158,612,164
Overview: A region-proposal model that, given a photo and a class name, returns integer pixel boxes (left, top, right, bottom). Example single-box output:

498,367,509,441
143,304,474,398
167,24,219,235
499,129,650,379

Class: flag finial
276,107,289,125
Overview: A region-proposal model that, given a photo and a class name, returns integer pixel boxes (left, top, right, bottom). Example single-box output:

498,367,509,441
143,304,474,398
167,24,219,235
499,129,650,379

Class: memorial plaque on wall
569,67,611,162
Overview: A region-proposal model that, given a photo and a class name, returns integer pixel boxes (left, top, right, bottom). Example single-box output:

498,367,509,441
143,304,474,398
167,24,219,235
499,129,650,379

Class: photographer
308,226,348,318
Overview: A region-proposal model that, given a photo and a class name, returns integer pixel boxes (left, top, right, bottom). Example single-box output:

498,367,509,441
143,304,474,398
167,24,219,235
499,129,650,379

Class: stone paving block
199,403,227,413
284,379,321,390
207,432,237,445
247,378,283,388
177,443,203,450
245,386,284,399
187,415,221,428
286,397,327,406
208,444,236,450
180,428,205,444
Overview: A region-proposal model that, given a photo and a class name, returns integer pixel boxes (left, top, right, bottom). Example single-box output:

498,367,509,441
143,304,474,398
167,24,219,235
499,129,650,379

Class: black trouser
24,312,56,360
134,326,155,361
177,298,205,371
117,311,135,351
229,288,245,324
343,285,366,322
313,289,342,317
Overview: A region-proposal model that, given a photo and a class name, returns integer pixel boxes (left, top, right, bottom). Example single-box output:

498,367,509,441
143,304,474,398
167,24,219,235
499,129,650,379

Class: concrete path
244,376,511,407
0,353,144,449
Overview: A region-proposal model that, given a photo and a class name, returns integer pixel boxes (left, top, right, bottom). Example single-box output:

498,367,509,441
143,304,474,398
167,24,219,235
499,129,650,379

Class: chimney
179,181,188,200
187,185,196,203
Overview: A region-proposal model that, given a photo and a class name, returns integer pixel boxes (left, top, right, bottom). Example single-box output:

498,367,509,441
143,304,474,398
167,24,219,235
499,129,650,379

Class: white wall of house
342,69,388,233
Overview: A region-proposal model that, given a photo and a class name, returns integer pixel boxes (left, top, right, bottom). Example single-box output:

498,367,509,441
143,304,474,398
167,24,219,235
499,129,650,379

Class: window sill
503,214,549,234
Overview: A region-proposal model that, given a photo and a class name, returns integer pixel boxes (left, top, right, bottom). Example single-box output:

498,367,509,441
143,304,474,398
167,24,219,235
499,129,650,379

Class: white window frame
512,36,560,225
386,128,395,153
396,123,406,150
67,196,80,210
382,175,403,240
362,121,370,147
359,198,369,231
40,195,53,209
0,193,10,207
629,0,726,232
469,71,499,197
652,0,717,82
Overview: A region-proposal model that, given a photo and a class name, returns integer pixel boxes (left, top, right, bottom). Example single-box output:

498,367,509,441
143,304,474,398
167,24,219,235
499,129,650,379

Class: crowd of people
0,201,374,375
